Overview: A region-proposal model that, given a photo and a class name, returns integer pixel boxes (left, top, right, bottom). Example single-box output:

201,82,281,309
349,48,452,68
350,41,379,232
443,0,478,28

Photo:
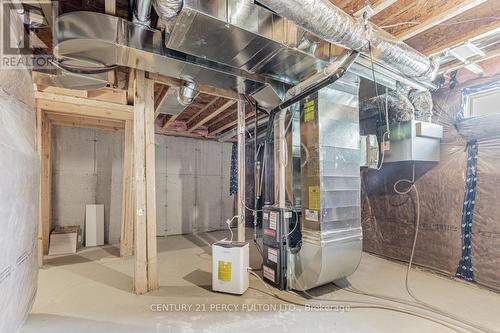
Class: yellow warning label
218,261,232,282
304,99,315,123
309,186,320,210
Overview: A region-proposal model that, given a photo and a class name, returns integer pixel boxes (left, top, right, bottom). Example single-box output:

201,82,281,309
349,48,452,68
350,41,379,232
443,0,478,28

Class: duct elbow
177,79,198,106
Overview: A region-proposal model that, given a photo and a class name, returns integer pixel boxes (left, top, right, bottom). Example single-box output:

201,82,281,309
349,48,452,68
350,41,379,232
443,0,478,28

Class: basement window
464,84,500,118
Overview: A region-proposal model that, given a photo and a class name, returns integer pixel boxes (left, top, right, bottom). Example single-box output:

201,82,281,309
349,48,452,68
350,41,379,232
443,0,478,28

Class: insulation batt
0,68,38,333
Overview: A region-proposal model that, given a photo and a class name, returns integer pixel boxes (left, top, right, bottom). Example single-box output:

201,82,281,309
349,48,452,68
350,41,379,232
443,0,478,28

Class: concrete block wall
155,136,234,236
50,127,234,244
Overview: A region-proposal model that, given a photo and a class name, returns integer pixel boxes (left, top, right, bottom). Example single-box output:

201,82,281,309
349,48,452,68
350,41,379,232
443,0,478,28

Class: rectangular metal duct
165,0,334,85
53,11,287,106
289,72,362,290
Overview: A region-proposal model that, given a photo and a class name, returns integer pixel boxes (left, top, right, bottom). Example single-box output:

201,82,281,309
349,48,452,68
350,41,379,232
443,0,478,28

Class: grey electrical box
383,120,443,163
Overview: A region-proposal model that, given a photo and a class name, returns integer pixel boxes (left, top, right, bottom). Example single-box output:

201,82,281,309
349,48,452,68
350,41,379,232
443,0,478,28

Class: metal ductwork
51,0,435,108
157,79,198,115
289,72,362,291
53,11,289,107
132,0,153,26
257,0,439,80
153,0,183,20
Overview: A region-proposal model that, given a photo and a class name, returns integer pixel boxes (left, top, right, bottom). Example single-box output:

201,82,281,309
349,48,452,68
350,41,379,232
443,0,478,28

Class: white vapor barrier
0,67,38,332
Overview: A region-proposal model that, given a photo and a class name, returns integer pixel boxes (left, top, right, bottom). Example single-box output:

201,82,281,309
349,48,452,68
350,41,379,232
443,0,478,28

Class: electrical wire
248,268,465,333
389,166,495,333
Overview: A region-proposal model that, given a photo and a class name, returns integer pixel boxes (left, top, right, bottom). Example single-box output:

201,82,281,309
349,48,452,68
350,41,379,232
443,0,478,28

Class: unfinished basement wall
50,128,234,243
362,72,500,291
51,126,124,244
0,65,38,330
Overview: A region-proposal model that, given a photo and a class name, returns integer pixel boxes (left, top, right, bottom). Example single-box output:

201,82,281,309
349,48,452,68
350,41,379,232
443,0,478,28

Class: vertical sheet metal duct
257,0,438,80
133,0,153,25
290,72,362,290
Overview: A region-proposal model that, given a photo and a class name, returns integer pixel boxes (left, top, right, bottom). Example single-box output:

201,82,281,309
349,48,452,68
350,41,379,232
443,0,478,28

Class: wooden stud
154,85,170,118
36,107,44,267
237,99,246,242
120,120,135,257
40,111,51,255
145,78,159,291
133,69,148,295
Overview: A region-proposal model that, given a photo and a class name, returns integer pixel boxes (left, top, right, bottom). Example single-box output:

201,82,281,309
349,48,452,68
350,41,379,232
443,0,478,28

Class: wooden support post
40,111,51,256
36,107,44,267
133,70,148,294
145,77,159,291
237,99,246,242
133,70,158,294
120,120,134,257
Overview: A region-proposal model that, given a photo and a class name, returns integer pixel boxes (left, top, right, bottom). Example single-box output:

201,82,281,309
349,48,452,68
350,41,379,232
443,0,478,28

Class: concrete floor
22,230,500,333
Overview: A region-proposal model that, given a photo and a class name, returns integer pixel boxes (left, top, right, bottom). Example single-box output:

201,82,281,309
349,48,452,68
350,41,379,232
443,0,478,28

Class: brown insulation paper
361,77,500,291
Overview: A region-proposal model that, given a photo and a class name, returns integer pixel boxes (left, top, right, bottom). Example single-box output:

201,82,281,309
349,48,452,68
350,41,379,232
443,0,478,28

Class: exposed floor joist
187,100,236,133
406,0,500,55
395,0,488,41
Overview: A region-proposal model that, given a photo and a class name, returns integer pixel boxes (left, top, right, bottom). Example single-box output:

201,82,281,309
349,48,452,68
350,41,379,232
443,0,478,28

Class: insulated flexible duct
257,0,438,80
153,0,182,20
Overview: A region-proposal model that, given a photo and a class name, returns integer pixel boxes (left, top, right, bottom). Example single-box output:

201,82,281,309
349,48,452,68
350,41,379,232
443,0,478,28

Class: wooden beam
104,0,116,15
150,73,239,100
87,89,128,105
133,70,158,293
237,100,246,242
145,78,159,291
154,85,170,118
35,85,88,98
127,69,136,104
133,69,148,295
34,84,128,105
39,111,51,256
187,100,236,133
210,110,254,136
36,107,44,267
406,0,500,55
120,120,134,257
397,0,488,40
46,113,125,131
185,97,219,125
36,92,134,120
